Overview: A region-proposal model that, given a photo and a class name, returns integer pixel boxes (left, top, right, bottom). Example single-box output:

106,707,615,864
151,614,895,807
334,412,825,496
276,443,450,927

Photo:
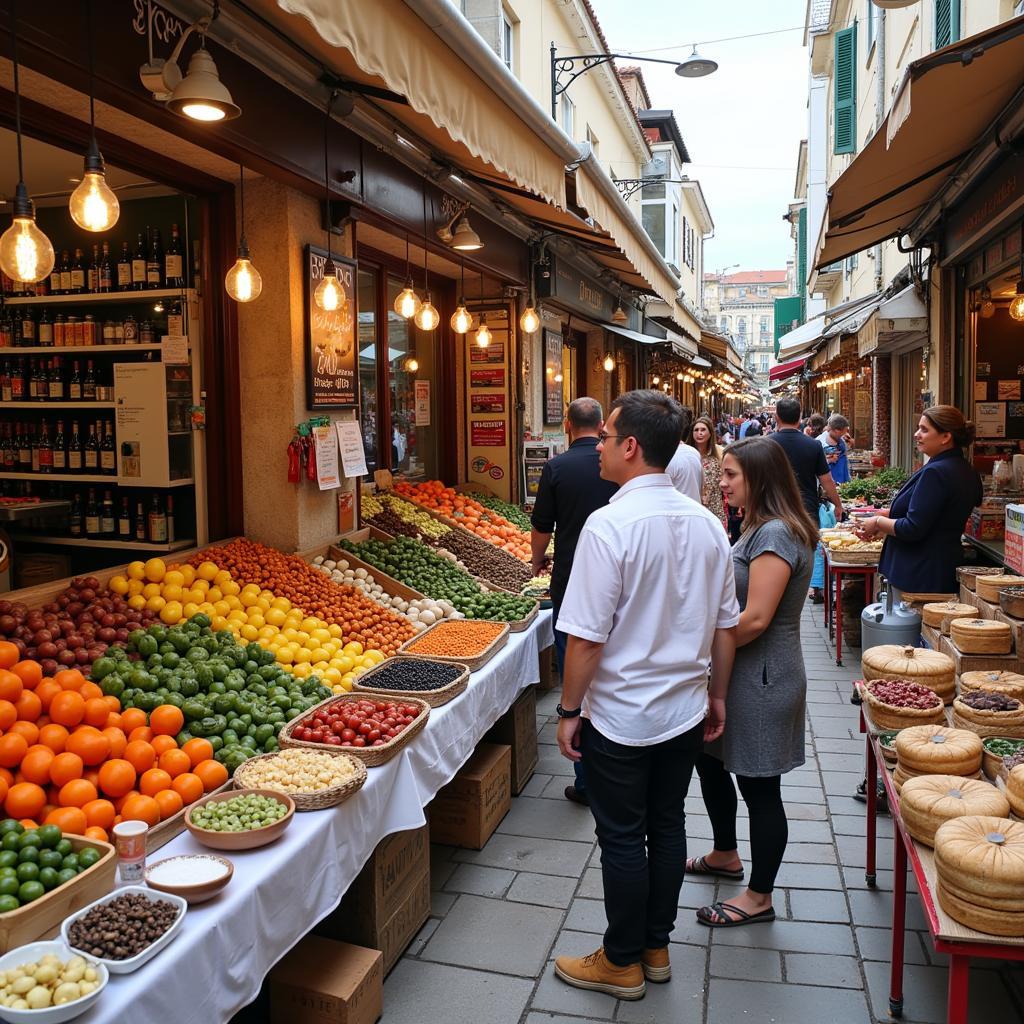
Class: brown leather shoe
641,946,670,982
553,947,646,1000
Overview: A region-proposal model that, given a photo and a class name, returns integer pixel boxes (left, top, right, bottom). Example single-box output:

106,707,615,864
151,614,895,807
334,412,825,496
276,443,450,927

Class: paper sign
974,380,989,401
336,419,368,478
470,367,505,388
161,335,189,364
471,393,505,413
471,420,506,446
313,424,340,490
998,379,1022,400
977,401,1007,438
414,380,431,426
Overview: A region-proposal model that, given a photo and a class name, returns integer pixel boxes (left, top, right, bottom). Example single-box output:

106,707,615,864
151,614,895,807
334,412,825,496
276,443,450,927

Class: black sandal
685,855,744,881
697,901,776,928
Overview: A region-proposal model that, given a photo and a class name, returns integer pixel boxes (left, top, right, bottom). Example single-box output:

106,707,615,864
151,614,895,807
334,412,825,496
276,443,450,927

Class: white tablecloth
77,611,553,1023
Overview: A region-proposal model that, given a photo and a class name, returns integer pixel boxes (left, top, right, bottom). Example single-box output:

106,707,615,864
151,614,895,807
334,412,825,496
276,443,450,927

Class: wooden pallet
939,634,1023,677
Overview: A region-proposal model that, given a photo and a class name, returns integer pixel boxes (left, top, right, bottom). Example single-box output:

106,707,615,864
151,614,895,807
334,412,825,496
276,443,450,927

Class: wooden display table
823,547,877,666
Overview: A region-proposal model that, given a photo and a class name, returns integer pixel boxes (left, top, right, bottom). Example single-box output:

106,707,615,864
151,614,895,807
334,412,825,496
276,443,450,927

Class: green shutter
797,206,808,322
935,0,960,48
833,27,857,155
773,297,802,358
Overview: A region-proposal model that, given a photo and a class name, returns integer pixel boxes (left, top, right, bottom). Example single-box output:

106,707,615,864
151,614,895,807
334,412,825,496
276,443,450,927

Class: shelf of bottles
0,217,202,555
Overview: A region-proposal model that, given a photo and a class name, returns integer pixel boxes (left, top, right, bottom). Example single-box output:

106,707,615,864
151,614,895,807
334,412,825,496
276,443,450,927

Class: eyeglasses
597,431,629,443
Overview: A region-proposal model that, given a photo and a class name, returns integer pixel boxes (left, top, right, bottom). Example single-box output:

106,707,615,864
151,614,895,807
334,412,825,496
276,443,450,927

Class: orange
82,698,110,729
5,781,46,820
0,641,19,671
139,768,172,797
128,726,153,745
11,661,42,691
84,826,109,842
53,669,85,692
49,751,84,787
0,670,23,703
149,705,184,737
0,778,8,807
44,806,88,835
119,794,160,826
102,727,127,760
38,723,69,753
0,768,12,789
153,789,183,819
18,819,39,830
8,721,39,745
0,701,16,732
119,708,147,734
103,696,121,715
181,738,214,768
19,746,54,786
34,680,61,713
171,772,203,805
59,778,98,808
82,798,116,830
97,759,136,798
194,759,228,793
151,735,177,757
112,790,139,813
13,690,41,723
158,748,191,779
79,682,103,702
49,691,86,729
0,733,27,769
65,727,110,766
82,767,101,790
123,741,156,774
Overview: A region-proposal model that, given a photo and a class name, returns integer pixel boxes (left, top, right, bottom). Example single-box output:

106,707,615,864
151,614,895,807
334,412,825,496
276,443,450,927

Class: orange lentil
405,620,505,657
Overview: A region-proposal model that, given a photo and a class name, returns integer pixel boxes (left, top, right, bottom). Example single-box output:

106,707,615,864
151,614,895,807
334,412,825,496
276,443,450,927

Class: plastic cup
112,820,148,883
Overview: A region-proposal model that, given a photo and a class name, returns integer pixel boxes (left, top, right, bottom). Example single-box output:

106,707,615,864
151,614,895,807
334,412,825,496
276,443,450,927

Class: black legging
696,752,788,895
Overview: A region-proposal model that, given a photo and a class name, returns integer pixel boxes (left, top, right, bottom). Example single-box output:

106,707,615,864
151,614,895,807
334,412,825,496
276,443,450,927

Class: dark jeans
581,717,703,966
553,622,585,793
696,752,788,895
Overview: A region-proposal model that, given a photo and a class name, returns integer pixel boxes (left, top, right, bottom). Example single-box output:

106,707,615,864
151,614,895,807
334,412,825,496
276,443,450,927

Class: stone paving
383,605,1024,1023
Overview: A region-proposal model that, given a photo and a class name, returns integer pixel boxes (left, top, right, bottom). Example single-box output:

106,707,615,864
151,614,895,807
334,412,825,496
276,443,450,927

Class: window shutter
833,27,857,154
935,0,960,49
797,206,808,320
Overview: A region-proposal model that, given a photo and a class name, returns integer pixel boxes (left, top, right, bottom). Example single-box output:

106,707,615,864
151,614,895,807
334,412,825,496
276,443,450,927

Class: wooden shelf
0,402,116,409
0,471,111,483
0,345,162,355
2,288,189,307
10,534,196,552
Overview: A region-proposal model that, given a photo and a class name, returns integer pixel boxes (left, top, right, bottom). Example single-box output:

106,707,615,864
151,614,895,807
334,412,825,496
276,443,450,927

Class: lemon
197,561,219,582
182,602,201,620
211,615,229,631
206,587,223,603
344,641,364,656
258,625,277,640
127,579,145,597
271,597,291,612
163,570,185,588
108,575,129,596
126,560,147,581
240,624,259,642
128,594,147,612
265,608,286,628
142,582,162,600
324,667,342,685
161,584,183,603
160,601,183,624
179,564,196,586
275,647,294,665
328,624,344,639
240,591,258,608
146,595,167,613
352,664,369,677
144,558,167,583
222,580,241,597
293,648,312,665
247,613,266,630
337,655,354,672
191,579,210,594
225,596,242,610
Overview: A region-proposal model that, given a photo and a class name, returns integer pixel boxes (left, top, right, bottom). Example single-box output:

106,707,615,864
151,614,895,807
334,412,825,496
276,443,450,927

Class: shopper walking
665,403,703,502
818,414,853,484
770,398,844,521
689,415,726,523
552,389,738,1000
803,413,826,438
530,397,618,806
686,437,817,927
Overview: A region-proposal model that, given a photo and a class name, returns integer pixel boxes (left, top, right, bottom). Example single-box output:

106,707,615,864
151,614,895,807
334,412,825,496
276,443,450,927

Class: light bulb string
10,0,24,185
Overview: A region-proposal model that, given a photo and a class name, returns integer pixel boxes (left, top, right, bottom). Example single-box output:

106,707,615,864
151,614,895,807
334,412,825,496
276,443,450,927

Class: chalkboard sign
544,329,563,425
305,245,358,409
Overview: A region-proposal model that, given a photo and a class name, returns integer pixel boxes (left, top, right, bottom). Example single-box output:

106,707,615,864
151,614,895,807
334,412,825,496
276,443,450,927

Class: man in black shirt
531,397,618,805
769,398,844,521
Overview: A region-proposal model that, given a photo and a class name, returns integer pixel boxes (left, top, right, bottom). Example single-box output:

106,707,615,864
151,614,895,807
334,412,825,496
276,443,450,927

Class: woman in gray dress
685,437,817,927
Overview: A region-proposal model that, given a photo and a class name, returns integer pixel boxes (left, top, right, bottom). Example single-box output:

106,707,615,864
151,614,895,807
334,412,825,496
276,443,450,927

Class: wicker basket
894,724,982,776
861,681,947,732
353,658,470,708
958,566,1004,592
922,602,978,633
861,646,956,704
982,738,1024,781
507,600,541,633
949,618,1013,655
397,619,510,670
1005,765,1024,817
899,775,1009,847
278,692,431,767
976,574,1024,603
960,671,1024,702
826,545,882,565
232,749,367,811
951,696,1024,739
878,731,900,766
892,763,983,792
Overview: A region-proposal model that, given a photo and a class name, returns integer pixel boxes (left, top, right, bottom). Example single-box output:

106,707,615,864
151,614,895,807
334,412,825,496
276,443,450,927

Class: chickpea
26,985,52,1009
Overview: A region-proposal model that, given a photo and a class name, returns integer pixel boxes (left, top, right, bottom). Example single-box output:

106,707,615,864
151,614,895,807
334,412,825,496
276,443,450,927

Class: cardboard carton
485,687,539,794
429,743,511,848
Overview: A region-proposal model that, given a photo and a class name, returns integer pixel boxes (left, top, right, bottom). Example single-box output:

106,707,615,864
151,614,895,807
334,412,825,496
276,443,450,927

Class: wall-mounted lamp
602,353,615,372
437,202,483,251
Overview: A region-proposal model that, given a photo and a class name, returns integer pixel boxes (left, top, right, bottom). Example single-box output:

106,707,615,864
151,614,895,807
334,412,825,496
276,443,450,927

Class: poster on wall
544,329,563,425
414,381,431,426
998,380,1022,401
305,245,358,409
470,341,505,364
977,401,1007,437
463,307,513,498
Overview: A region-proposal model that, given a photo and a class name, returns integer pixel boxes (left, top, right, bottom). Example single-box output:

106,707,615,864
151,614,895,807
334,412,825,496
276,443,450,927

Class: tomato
352,736,366,747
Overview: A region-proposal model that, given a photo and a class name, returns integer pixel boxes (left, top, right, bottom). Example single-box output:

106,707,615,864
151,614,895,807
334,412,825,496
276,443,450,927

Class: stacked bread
922,602,977,634
934,816,1024,936
1004,764,1024,818
949,618,1013,655
956,566,1002,592
899,776,1009,846
952,691,1024,739
960,671,1024,702
861,645,956,704
976,574,1024,603
893,725,982,792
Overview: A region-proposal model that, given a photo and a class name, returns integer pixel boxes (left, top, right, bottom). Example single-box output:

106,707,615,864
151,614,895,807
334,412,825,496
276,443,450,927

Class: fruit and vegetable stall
0,482,554,1023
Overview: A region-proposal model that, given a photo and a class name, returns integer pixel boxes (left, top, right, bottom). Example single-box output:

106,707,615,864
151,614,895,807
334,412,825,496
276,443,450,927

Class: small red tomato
326,734,342,745
353,736,366,747
341,728,356,742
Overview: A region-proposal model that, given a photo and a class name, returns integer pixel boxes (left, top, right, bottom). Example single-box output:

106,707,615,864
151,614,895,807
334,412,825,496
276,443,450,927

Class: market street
386,605,1024,1024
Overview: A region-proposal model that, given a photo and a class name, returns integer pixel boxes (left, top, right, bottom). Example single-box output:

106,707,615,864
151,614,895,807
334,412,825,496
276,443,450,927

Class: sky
595,0,808,274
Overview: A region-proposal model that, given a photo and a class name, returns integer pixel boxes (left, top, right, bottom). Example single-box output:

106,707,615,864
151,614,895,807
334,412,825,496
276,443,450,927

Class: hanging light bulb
1010,280,1024,323
602,353,615,372
652,375,660,385
406,357,419,373
520,305,540,334
676,371,684,380
979,285,996,319
554,372,563,383
395,281,421,318
314,257,345,311
415,294,440,331
475,314,492,348
451,302,473,334
225,164,262,303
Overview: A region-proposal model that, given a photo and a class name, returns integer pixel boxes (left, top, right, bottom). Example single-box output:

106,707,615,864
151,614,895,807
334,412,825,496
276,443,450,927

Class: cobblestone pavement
384,605,1024,1023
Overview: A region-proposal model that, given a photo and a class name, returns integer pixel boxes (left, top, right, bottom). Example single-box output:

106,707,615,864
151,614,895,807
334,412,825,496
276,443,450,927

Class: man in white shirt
664,406,703,502
552,390,739,1001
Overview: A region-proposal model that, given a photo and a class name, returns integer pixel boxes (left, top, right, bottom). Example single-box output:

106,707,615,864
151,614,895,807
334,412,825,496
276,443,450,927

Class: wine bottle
117,242,132,291
84,423,99,471
69,492,83,536
70,248,86,293
58,250,72,294
83,361,97,401
16,424,30,470
49,358,64,401
166,494,175,544
100,420,116,474
38,309,53,347
87,245,100,293
100,490,115,535
135,499,146,542
84,489,101,537
52,419,66,472
98,242,112,293
148,492,167,543
132,233,147,290
165,225,184,287
68,420,83,472
69,361,82,402
147,228,163,289
36,421,52,474
118,496,131,537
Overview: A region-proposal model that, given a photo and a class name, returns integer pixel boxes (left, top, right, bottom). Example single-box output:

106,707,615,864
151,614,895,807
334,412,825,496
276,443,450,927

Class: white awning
857,285,929,357
776,313,827,361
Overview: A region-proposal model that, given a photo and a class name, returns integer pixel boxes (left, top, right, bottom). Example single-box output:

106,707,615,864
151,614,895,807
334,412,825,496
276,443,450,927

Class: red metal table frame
858,706,1024,1021
822,550,876,666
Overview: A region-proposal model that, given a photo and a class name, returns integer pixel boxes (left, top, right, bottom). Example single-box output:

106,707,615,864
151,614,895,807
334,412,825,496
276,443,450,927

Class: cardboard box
485,687,539,794
429,743,511,849
1005,504,1024,574
537,645,557,691
270,936,382,1024
342,826,428,927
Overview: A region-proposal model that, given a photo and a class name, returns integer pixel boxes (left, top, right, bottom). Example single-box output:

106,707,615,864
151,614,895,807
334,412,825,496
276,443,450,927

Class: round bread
894,724,982,776
937,883,1024,936
898,775,1009,846
861,646,955,703
922,601,978,632
960,671,1024,701
933,815,1024,901
949,618,1013,655
1006,764,1024,817
957,566,1002,592
976,574,1024,603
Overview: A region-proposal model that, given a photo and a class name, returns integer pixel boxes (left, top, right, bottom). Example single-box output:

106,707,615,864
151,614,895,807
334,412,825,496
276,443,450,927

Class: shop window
358,269,379,478
560,93,575,137
642,203,667,257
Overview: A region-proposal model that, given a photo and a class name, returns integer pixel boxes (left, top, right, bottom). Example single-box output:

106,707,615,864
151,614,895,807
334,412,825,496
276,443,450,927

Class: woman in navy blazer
856,406,983,594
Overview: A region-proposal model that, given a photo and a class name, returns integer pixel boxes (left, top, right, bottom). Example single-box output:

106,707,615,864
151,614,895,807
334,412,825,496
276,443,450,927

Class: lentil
405,620,505,658
960,690,1020,711
234,747,360,792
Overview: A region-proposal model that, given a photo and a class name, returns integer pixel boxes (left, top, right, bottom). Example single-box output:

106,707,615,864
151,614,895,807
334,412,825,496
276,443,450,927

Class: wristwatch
556,704,582,719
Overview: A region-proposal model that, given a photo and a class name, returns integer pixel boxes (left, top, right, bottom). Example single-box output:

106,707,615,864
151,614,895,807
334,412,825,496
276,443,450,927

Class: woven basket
353,658,470,708
982,738,1024,781
397,620,510,670
960,671,1024,702
232,749,367,811
861,646,955,704
861,681,947,732
951,696,1024,739
894,724,982,776
957,566,1003,592
878,731,900,766
278,692,430,767
899,775,1009,847
976,574,1024,604
922,602,978,632
1005,765,1024,817
507,600,540,633
949,618,1013,655
827,545,882,565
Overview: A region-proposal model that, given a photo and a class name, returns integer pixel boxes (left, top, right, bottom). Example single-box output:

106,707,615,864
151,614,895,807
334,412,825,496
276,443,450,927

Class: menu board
544,329,563,425
305,245,358,409
463,307,512,499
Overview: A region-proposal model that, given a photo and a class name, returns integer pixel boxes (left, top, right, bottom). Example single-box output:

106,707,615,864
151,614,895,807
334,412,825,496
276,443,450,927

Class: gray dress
710,519,813,777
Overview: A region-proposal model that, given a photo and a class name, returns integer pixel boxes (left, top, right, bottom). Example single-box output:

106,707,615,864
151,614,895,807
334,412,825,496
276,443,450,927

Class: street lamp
550,42,717,118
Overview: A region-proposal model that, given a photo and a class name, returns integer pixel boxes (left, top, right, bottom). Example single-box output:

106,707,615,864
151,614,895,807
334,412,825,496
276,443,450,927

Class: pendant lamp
225,164,262,302
394,236,421,318
450,259,472,334
519,262,539,334
0,0,54,284
314,92,346,313
1011,226,1024,323
414,193,439,331
474,271,491,348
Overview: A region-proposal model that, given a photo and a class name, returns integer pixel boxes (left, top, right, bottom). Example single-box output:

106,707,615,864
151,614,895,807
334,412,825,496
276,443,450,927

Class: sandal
696,901,776,928
685,855,744,881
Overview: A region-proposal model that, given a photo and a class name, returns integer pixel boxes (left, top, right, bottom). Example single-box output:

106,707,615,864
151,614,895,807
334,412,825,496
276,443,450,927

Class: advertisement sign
414,381,431,426
305,245,358,409
544,329,563,425
470,367,505,388
1005,504,1024,575
471,393,505,414
470,341,505,364
464,307,512,498
471,420,507,446
977,402,1007,438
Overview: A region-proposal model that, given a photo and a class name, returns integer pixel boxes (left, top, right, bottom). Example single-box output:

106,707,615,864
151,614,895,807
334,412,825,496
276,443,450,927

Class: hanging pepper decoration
287,433,302,483
306,432,318,482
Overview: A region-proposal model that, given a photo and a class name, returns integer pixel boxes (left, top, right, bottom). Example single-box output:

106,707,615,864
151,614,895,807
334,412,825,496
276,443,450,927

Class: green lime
38,849,63,870
0,850,17,869
17,880,43,904
0,876,18,897
55,839,72,858
0,867,15,880
35,824,61,849
61,854,79,873
15,862,38,882
0,895,18,913
37,867,59,891
16,846,38,865
56,868,77,886
16,831,41,851
0,819,23,836
1,832,20,853
77,848,100,870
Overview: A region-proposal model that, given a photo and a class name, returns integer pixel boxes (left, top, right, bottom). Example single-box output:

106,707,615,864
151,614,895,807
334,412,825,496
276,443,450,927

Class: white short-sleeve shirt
556,474,740,746
665,443,703,503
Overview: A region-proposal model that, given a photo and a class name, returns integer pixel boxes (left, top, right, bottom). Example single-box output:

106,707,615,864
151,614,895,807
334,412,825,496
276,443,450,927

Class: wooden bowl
184,789,295,851
145,854,233,904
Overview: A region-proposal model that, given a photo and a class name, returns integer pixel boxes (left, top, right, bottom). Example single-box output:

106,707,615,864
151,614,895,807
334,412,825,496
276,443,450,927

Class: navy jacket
878,449,983,593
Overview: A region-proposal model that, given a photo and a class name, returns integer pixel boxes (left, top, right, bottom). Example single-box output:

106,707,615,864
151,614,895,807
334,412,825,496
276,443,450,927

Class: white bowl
0,940,108,1023
60,886,187,974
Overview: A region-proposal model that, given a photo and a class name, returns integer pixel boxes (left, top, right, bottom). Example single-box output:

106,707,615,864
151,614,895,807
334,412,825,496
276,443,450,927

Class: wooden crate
921,623,942,651
958,585,998,620
939,634,1022,677
994,609,1024,657
328,529,428,603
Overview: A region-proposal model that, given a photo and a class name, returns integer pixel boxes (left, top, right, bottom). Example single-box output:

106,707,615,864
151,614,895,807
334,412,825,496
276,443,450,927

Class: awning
769,357,806,382
604,323,663,345
690,355,712,369
815,16,1024,269
857,285,929,357
776,313,827,361
641,319,699,359
644,298,704,345
264,0,571,206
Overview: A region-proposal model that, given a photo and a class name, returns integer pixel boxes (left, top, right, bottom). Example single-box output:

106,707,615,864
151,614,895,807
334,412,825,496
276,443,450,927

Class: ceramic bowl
0,940,108,1022
183,788,295,850
144,854,233,904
